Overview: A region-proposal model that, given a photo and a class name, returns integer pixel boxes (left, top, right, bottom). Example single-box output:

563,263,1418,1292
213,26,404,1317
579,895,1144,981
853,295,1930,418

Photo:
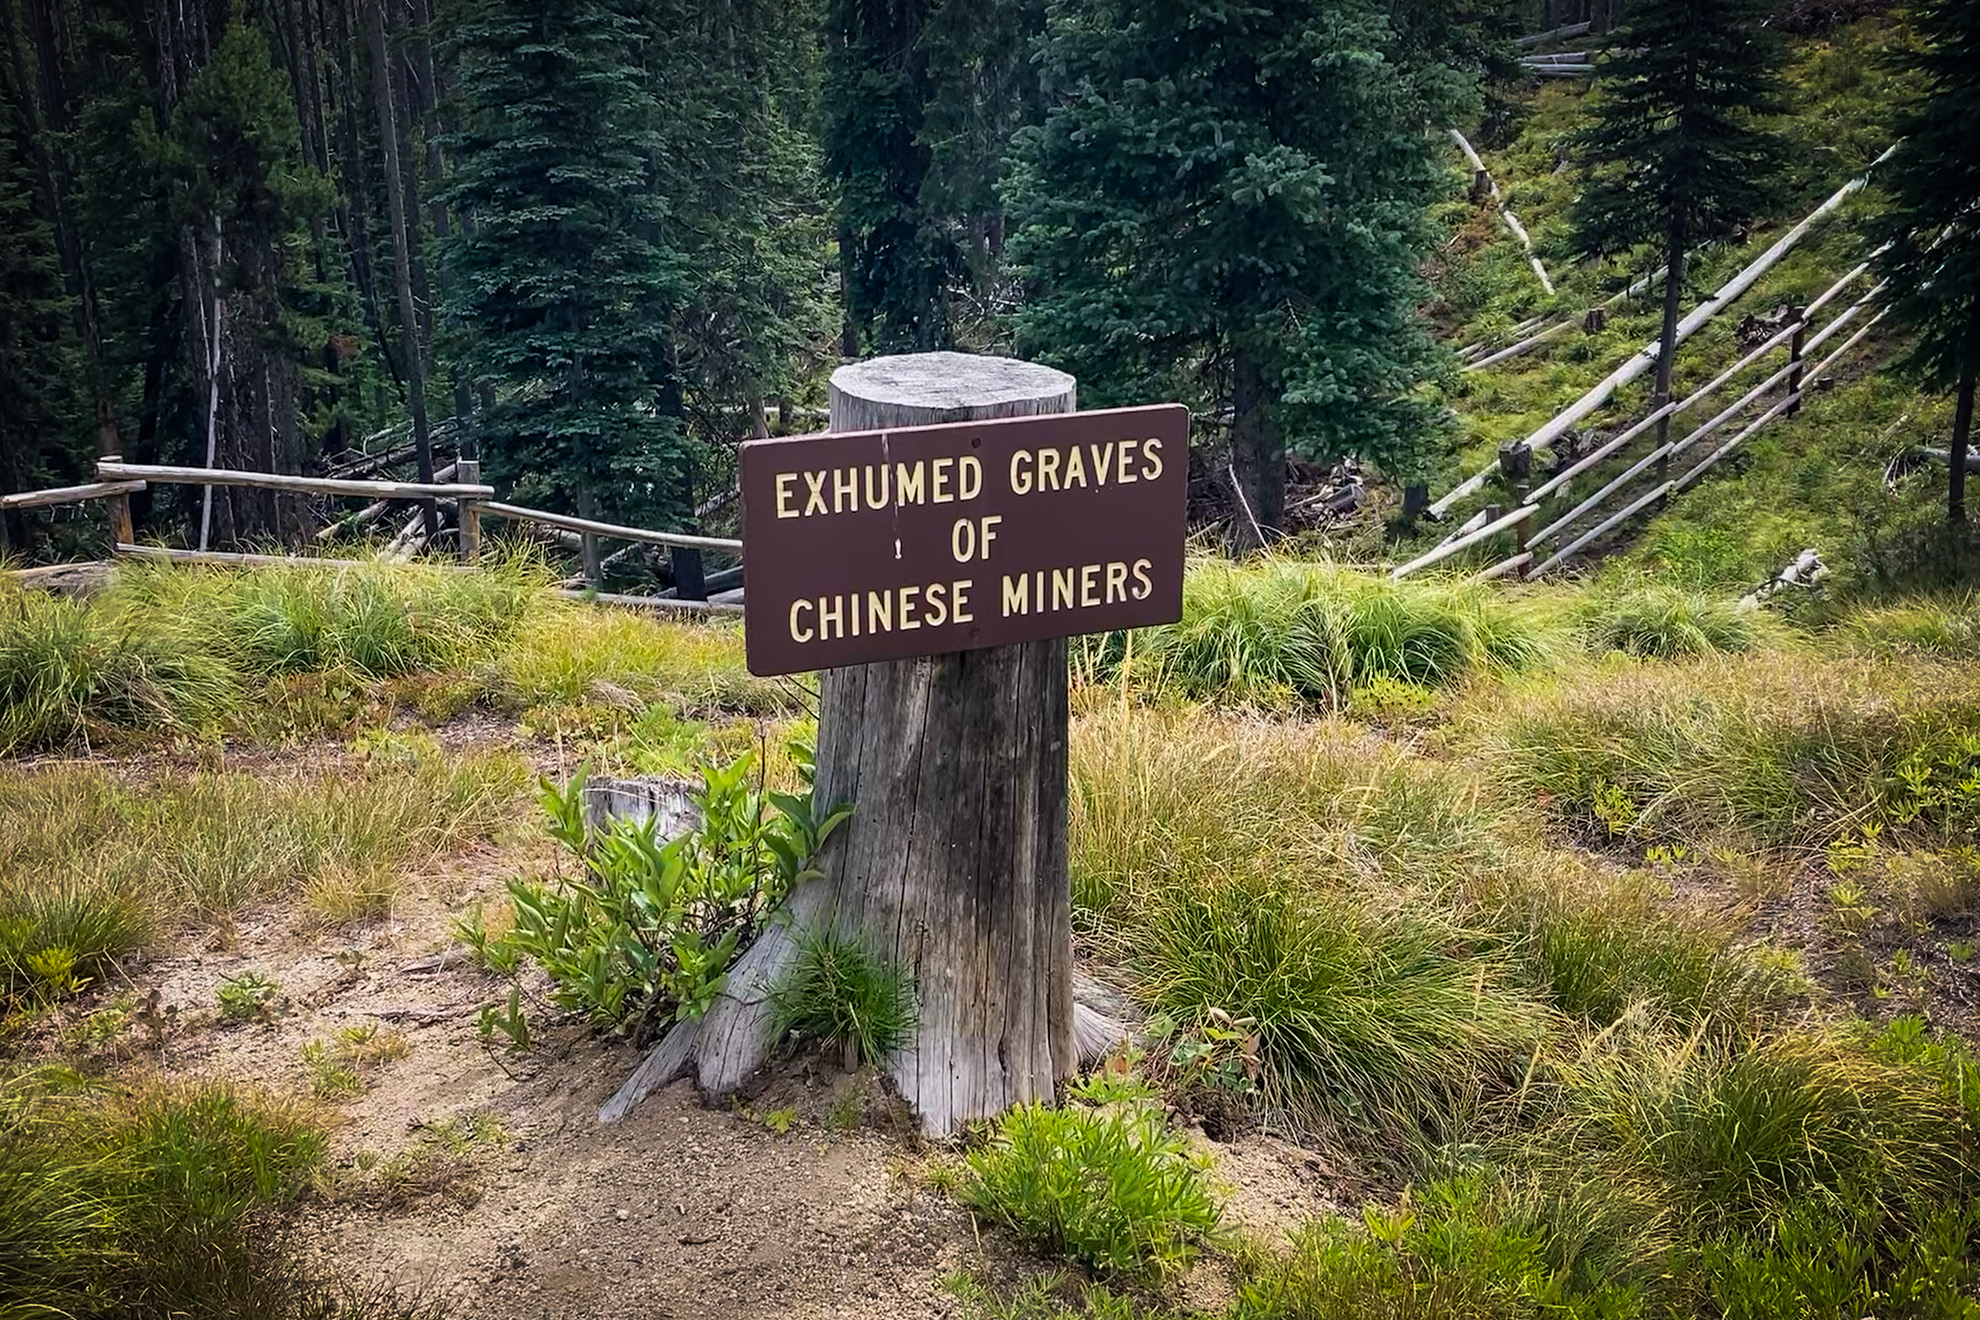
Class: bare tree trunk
366,0,438,540
1228,349,1284,551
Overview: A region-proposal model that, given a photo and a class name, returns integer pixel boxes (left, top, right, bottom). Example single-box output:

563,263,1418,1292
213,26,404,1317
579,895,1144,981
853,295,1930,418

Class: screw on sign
738,404,1191,676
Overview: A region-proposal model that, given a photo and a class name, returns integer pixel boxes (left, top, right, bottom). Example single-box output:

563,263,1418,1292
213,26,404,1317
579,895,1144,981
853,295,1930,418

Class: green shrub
1703,1196,1980,1320
767,926,916,1065
472,744,850,1039
1117,558,1562,706
1575,587,1774,659
962,1096,1222,1280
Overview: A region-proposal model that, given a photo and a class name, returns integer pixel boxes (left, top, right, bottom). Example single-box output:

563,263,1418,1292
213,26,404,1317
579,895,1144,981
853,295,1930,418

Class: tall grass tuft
0,1070,326,1319
0,579,239,754
1116,558,1564,706
0,751,523,984
1070,706,1543,1142
767,926,917,1066
1467,651,1980,851
1575,586,1777,659
1838,593,1980,661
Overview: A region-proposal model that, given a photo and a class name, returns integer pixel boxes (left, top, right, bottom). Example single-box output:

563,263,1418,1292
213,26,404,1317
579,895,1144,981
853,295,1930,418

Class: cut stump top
829,353,1077,428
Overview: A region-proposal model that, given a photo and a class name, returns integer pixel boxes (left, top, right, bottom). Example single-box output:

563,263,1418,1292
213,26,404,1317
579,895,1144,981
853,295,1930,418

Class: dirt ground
65,834,1322,1320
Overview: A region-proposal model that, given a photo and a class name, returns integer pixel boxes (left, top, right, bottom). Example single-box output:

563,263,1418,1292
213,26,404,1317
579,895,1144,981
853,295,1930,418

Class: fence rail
3,455,741,610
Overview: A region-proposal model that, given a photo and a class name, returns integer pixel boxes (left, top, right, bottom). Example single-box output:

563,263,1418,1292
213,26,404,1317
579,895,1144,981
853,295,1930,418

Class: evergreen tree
1871,0,1980,527
1005,0,1456,545
1572,0,1790,416
0,49,87,551
822,0,958,354
442,0,689,529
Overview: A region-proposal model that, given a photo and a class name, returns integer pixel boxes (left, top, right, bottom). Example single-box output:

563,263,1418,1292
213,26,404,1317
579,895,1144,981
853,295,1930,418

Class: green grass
1574,585,1781,658
0,555,779,753
1110,558,1566,707
1839,593,1980,660
961,1091,1223,1281
0,750,524,997
766,926,917,1066
1465,650,1980,853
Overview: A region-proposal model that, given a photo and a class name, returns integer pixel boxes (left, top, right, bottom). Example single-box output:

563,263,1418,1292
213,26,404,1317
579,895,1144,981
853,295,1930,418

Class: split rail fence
1,457,744,615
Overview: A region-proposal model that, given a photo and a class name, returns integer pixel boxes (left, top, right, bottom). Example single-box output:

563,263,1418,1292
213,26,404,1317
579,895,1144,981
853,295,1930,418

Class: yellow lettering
788,599,813,643
959,455,982,500
1118,439,1140,483
951,579,973,623
864,463,891,509
899,585,921,630
1089,442,1114,485
1141,437,1164,481
924,581,948,627
1052,568,1074,610
1010,450,1033,495
1064,445,1088,488
896,461,925,504
803,470,828,516
775,472,799,518
1131,559,1153,600
832,466,857,513
931,457,955,503
1002,574,1029,616
1106,560,1128,603
867,589,892,633
818,595,844,640
1037,447,1062,491
1080,563,1100,607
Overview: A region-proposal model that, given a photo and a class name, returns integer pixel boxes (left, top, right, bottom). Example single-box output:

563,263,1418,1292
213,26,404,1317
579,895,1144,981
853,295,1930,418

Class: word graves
738,405,1189,676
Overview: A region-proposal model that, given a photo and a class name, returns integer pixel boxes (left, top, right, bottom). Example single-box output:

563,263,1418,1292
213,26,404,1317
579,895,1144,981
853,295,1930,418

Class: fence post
457,458,481,563
101,455,135,550
670,546,706,600
1785,305,1807,418
1499,444,1533,576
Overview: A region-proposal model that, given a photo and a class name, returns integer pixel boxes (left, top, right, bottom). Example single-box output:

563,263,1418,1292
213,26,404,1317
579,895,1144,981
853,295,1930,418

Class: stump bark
602,352,1082,1137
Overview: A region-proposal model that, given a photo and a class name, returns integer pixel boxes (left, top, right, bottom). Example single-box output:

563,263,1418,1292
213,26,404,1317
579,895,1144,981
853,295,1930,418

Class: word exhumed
739,404,1190,676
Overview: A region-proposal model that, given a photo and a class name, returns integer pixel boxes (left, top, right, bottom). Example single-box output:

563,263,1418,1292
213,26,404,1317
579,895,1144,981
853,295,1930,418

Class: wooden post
1583,306,1607,334
1499,444,1533,576
456,458,481,562
1469,168,1491,204
575,489,603,587
601,353,1081,1137
670,546,706,600
1785,305,1807,418
101,455,135,549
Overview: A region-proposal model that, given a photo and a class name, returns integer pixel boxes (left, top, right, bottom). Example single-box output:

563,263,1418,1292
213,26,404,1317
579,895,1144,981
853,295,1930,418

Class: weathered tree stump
602,352,1083,1136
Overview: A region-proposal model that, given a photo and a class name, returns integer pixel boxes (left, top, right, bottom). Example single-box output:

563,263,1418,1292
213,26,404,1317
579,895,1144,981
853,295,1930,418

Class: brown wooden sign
738,405,1190,676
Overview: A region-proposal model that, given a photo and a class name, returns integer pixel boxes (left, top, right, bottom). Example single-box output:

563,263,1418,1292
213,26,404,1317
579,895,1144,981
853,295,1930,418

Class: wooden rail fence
2,457,743,614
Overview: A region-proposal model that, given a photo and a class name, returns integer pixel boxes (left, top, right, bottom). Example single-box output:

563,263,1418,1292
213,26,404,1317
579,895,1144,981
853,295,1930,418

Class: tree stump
602,352,1081,1137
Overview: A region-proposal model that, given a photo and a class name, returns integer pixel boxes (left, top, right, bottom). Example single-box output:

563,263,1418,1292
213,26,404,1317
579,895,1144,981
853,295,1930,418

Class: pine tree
1871,0,1980,527
1005,0,1456,546
1572,0,1790,416
821,0,959,354
441,0,688,530
0,47,88,553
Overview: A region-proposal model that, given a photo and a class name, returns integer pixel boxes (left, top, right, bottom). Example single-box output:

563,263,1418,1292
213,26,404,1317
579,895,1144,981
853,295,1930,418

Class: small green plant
1591,782,1637,836
961,1096,1222,1280
476,987,533,1054
301,1023,410,1099
762,1106,800,1135
1144,1009,1260,1105
1948,941,1976,964
216,971,281,1022
1828,880,1878,934
475,742,851,1042
766,926,916,1067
